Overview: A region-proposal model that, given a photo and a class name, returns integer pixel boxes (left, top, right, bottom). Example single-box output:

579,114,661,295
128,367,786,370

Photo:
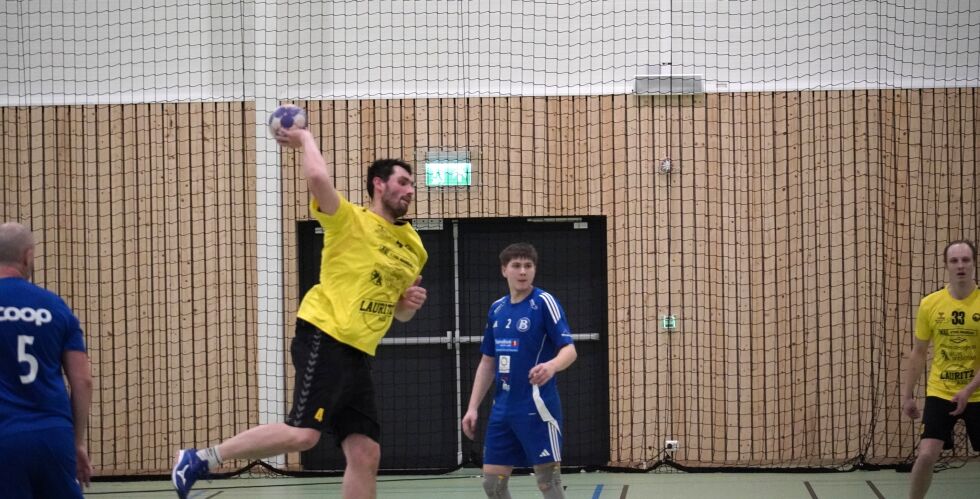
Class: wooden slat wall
2,88,978,473
0,102,258,475
279,89,979,468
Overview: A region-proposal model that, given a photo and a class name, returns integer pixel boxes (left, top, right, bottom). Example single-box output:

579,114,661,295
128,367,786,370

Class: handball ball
268,105,308,135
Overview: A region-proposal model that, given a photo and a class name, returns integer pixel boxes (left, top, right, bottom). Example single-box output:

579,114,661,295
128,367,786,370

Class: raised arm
276,127,341,215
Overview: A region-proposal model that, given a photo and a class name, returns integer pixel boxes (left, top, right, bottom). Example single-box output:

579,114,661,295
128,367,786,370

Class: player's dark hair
943,239,977,263
499,242,538,267
366,159,413,198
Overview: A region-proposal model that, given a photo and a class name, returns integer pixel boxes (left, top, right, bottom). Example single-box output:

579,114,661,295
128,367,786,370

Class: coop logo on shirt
0,306,53,326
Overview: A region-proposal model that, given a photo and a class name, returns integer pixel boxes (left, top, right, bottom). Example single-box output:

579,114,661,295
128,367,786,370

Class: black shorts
286,319,380,446
921,396,980,451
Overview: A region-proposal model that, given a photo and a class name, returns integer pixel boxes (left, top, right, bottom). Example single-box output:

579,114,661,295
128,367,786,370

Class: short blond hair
0,222,33,265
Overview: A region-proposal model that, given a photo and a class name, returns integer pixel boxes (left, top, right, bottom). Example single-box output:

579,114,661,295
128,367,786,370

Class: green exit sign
425,161,472,187
662,315,677,331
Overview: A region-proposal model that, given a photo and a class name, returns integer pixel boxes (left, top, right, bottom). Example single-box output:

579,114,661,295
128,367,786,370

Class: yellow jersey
915,286,980,401
297,195,428,355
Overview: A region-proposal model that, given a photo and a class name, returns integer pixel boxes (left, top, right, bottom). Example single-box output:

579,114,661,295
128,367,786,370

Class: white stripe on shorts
533,384,562,461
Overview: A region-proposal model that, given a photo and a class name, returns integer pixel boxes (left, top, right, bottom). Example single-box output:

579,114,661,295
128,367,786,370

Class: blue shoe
172,448,209,498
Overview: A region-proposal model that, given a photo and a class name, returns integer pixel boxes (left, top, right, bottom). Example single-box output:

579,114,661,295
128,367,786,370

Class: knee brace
533,463,565,499
482,474,512,499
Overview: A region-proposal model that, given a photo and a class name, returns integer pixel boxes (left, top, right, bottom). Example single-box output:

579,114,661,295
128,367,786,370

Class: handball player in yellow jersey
901,240,980,499
172,127,428,499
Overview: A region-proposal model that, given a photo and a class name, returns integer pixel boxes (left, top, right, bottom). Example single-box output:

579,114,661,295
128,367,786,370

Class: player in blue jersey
0,222,93,499
462,242,577,499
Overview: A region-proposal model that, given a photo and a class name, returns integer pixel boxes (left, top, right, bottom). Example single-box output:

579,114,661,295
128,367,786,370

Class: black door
456,217,610,468
295,216,609,471
296,219,457,471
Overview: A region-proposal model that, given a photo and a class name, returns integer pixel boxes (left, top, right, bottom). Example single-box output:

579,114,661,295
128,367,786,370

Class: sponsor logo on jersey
940,369,975,381
495,338,519,352
499,355,511,374
939,348,977,362
0,306,52,326
940,364,976,391
359,300,395,316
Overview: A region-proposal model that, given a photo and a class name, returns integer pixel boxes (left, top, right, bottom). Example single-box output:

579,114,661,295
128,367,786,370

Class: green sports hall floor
86,462,980,498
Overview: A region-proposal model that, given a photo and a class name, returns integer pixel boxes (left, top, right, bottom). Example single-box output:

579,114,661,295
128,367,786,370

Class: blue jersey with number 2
481,287,574,418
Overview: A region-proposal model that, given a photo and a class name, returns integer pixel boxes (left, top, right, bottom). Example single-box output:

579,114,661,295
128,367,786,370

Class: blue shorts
0,427,83,499
484,412,563,467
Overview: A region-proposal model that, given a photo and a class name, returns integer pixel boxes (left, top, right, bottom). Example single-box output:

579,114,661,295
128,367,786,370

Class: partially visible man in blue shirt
0,222,93,498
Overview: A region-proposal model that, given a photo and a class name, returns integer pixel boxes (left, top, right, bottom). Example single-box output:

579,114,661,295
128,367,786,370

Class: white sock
196,447,222,468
